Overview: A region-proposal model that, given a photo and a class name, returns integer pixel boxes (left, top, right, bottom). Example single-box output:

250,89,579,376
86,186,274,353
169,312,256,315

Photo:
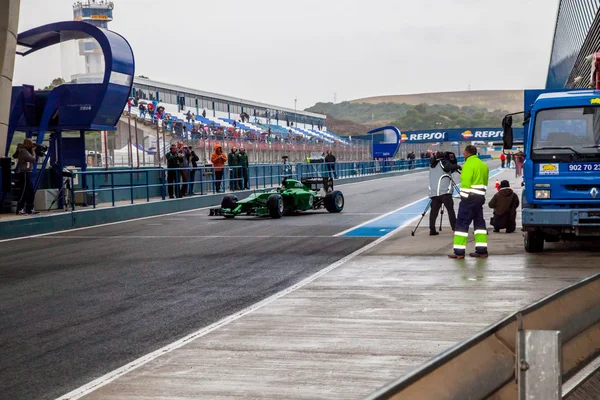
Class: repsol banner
399,127,524,143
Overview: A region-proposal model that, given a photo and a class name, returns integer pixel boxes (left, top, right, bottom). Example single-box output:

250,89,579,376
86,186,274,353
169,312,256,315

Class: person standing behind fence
325,150,337,179
180,145,191,197
239,147,250,189
228,147,240,190
166,144,181,199
14,138,39,215
211,144,227,193
189,150,199,196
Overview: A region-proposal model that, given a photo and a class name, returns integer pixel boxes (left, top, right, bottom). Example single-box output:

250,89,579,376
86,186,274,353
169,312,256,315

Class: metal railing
365,272,600,400
62,155,491,211
63,159,433,210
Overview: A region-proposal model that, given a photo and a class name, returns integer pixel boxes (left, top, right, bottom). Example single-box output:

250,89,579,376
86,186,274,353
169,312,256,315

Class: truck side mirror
502,115,514,150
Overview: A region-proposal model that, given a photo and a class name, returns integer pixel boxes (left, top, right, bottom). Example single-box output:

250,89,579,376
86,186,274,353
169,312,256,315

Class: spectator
14,138,39,215
127,98,132,114
147,102,155,122
189,150,200,195
228,146,240,190
489,180,520,233
506,153,513,169
180,145,190,196
166,144,181,199
500,152,506,168
211,144,227,193
186,110,192,124
325,150,337,179
139,103,146,119
515,150,525,177
202,109,207,118
239,147,250,189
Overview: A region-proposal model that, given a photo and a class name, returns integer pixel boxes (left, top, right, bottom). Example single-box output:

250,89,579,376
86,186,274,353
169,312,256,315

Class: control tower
72,0,114,81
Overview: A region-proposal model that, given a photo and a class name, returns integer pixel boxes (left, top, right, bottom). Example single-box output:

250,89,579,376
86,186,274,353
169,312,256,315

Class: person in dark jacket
488,180,520,233
14,138,39,214
324,150,337,179
238,147,250,189
188,150,200,195
228,147,240,190
166,144,182,198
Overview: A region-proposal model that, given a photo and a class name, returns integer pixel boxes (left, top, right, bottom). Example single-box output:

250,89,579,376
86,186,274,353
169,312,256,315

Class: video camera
433,151,458,166
35,144,48,158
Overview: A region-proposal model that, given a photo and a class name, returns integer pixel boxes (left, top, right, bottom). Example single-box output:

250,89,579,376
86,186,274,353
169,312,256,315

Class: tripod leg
440,206,444,232
411,199,432,236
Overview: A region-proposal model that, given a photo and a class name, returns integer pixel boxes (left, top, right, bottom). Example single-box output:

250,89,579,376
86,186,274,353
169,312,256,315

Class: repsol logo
472,130,503,139
408,132,446,141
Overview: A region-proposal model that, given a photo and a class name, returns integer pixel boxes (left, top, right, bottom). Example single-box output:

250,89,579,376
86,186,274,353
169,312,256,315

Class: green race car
209,177,344,219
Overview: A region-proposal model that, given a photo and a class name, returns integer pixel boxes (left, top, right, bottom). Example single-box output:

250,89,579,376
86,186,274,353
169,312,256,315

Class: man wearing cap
449,145,490,259
488,180,520,233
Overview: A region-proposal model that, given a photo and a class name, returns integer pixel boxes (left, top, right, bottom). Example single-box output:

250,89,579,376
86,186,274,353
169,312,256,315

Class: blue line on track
340,168,506,237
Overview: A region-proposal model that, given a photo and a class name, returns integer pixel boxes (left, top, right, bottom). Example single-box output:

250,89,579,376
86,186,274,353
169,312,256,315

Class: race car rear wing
301,177,334,193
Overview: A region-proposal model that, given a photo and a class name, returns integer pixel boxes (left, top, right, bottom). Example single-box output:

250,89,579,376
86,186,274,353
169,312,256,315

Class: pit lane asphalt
0,170,432,400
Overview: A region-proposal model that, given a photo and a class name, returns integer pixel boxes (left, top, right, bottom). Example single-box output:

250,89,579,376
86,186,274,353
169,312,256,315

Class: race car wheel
221,194,238,210
325,190,344,213
267,194,283,219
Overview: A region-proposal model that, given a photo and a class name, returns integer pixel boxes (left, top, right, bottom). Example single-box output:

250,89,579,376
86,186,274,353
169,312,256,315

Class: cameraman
14,138,39,215
428,151,460,235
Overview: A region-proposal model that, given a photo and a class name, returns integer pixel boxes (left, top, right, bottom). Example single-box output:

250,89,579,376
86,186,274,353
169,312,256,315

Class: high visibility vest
459,155,489,198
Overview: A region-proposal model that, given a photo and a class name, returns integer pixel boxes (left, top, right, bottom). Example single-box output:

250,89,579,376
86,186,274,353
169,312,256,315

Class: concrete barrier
365,273,600,400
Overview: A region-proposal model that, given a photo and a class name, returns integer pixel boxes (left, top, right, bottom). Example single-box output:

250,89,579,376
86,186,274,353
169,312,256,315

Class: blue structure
367,126,524,160
4,20,134,205
547,0,600,89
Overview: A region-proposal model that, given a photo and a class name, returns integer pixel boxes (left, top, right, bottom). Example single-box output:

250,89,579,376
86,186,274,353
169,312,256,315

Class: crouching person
488,180,519,233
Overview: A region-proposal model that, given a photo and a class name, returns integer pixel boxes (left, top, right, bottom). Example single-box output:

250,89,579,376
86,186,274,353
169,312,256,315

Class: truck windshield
533,107,600,153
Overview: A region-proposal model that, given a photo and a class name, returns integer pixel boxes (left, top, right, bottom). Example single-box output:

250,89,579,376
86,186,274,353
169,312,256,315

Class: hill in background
352,90,524,112
306,90,524,135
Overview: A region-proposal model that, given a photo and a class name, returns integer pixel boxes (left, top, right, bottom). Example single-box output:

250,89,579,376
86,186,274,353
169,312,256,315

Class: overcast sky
14,0,559,110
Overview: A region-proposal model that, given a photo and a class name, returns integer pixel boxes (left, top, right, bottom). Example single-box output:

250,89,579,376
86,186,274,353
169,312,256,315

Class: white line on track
42,235,344,239
333,196,427,237
54,196,427,400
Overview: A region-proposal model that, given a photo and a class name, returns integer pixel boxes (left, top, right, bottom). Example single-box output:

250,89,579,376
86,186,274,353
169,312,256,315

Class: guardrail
365,272,600,400
62,155,491,210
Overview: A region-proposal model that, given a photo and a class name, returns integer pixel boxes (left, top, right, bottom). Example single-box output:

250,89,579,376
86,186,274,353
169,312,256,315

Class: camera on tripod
433,151,458,166
34,144,48,158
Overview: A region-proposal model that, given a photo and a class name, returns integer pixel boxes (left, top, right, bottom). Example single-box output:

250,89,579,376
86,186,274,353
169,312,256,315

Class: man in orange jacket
211,144,227,192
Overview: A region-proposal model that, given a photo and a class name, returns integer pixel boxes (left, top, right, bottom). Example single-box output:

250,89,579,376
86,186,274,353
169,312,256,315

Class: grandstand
127,77,348,144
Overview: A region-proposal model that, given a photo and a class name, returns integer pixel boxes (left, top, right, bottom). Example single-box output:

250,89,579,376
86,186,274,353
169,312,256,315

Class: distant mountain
352,90,524,113
306,90,524,135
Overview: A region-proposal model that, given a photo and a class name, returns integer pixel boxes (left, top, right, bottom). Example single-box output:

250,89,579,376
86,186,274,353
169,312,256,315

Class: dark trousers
215,170,224,192
327,164,337,179
429,194,456,231
501,160,505,168
242,168,249,189
180,170,188,197
230,169,241,190
491,215,516,233
189,169,196,194
17,172,34,213
167,170,178,198
454,196,487,255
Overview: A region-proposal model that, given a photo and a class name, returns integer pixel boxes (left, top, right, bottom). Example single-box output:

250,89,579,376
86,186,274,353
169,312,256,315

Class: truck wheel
524,231,544,253
325,190,344,213
221,194,237,210
267,194,283,219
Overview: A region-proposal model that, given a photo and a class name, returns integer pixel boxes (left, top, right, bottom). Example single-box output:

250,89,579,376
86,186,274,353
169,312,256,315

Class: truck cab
505,89,600,252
